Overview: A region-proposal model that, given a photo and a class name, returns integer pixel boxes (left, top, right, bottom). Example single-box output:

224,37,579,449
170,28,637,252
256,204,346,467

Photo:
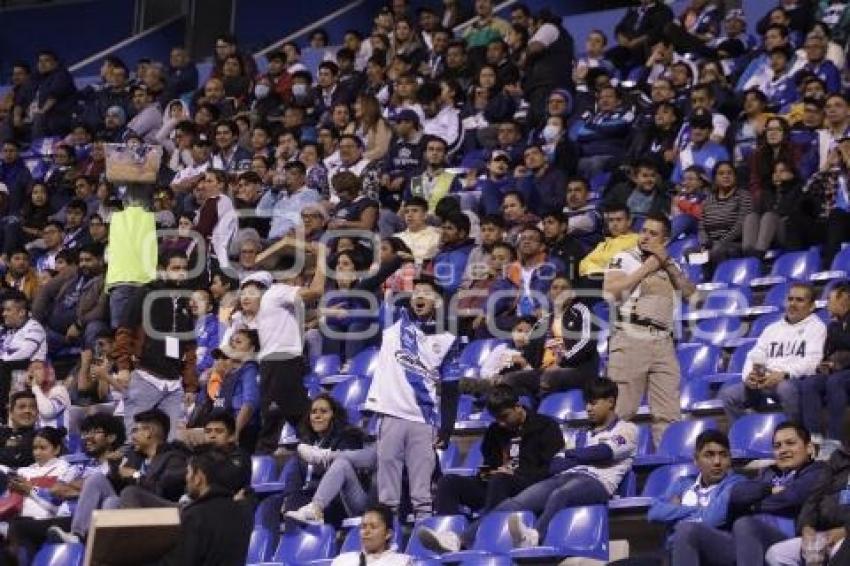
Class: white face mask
254,84,270,99
292,83,308,98
542,124,561,143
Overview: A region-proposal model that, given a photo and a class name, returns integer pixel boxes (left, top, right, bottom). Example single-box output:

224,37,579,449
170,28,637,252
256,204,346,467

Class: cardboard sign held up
104,143,163,184
85,507,180,566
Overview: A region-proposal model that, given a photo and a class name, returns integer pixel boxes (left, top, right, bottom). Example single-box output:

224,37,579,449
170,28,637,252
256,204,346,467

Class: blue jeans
799,370,850,440
732,515,792,566
109,285,140,329
312,445,375,516
719,380,801,424
671,522,735,566
491,472,609,539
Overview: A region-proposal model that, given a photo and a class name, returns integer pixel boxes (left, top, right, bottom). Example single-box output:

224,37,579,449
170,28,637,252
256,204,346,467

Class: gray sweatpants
376,415,436,519
313,444,376,516
71,472,121,536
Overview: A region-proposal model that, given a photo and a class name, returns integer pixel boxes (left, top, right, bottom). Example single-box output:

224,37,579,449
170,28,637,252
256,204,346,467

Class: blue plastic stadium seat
458,339,505,378
407,515,469,559
636,424,653,457
331,376,372,409
668,235,699,264
730,413,787,459
255,493,285,533
761,281,793,312
339,518,404,554
703,341,756,386
279,422,299,446
615,470,637,498
635,419,718,467
438,442,461,473
685,287,751,320
677,343,721,381
610,463,698,510
444,439,483,476
32,543,84,566
538,390,586,422
690,316,744,348
254,457,297,495
509,505,609,562
309,354,341,380
811,246,850,282
270,524,336,564
698,257,762,291
680,379,712,412
321,348,379,385
751,250,820,288
245,528,274,565
251,455,277,488
454,394,495,431
442,511,535,561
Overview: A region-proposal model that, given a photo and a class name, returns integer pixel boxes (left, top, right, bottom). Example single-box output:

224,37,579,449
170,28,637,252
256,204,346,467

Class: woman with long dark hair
698,161,753,272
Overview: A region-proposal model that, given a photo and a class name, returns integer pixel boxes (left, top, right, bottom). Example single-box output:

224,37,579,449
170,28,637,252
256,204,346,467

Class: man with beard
113,251,198,438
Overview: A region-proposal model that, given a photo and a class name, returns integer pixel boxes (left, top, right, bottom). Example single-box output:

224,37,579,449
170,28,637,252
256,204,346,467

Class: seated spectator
468,316,544,391
31,222,64,277
671,109,731,184
793,134,850,270
676,83,730,149
734,89,770,168
729,422,827,564
0,290,47,410
563,177,602,252
418,385,564,552
25,362,69,430
578,204,639,282
3,248,39,301
697,161,753,269
459,241,519,338
513,225,566,317
517,144,567,218
194,331,260,452
31,51,77,138
33,242,107,354
196,411,251,497
501,191,539,245
604,158,671,222
329,171,379,234
190,289,221,377
210,120,251,173
6,413,125,563
670,165,709,240
541,211,586,285
405,136,462,214
799,282,850,448
647,430,744,564
476,150,515,217
420,81,463,157
268,161,321,241
607,0,674,74
743,158,803,258
331,504,413,566
626,101,681,178
720,283,826,425
796,31,841,93
397,197,441,264
499,276,599,398
14,183,51,254
462,214,505,284
0,391,37,469
431,212,474,295
57,199,92,251
125,85,162,144
765,437,850,565
736,23,793,93
570,86,634,178
281,394,366,525
48,409,189,544
760,45,798,113
146,446,253,566
345,94,392,162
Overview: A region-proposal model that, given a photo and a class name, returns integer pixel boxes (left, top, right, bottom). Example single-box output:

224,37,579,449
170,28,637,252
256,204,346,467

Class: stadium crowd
3,0,850,563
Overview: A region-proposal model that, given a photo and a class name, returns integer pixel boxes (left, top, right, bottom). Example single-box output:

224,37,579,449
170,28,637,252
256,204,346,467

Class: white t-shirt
531,23,560,47
257,284,303,359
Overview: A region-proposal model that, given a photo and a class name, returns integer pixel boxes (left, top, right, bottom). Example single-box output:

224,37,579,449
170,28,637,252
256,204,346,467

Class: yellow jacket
105,205,158,288
579,233,639,277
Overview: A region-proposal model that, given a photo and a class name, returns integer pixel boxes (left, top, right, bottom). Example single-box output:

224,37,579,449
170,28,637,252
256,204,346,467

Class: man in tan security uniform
603,212,696,446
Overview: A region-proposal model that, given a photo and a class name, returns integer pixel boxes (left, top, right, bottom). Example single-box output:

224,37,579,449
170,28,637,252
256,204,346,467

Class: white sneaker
508,513,539,548
47,525,81,544
284,502,324,525
296,443,334,466
417,527,461,554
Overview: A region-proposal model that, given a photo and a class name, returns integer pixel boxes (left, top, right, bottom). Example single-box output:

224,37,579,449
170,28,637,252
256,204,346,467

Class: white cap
240,270,273,289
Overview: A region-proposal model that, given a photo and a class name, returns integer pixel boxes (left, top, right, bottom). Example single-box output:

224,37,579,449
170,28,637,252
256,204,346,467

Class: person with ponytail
331,504,412,565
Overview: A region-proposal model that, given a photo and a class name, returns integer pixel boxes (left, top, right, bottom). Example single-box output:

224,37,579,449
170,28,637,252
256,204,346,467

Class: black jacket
480,411,564,483
151,487,253,566
111,442,190,502
0,426,35,468
730,460,828,525
797,447,850,531
825,312,850,371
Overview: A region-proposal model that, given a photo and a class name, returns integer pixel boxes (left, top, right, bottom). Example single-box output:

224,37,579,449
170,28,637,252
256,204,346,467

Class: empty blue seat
509,505,609,561
438,442,461,472
681,379,712,412
538,390,585,422
251,455,277,487
271,524,336,564
254,457,297,495
442,511,535,561
691,316,744,348
32,543,84,566
246,528,274,564
699,257,762,291
668,236,699,264
704,341,756,385
616,470,637,498
687,287,751,320
636,424,653,457
635,419,718,466
454,394,494,431
609,463,698,510
444,439,483,476
407,515,469,559
309,354,341,379
458,339,505,378
730,413,786,459
751,250,820,287
677,343,721,381
321,348,380,385
255,493,285,533
811,246,850,282
331,376,372,409
761,281,792,312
